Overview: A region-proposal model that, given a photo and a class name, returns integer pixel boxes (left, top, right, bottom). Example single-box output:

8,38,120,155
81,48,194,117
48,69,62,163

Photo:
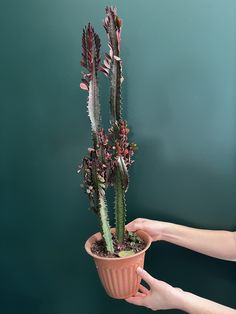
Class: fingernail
137,267,143,273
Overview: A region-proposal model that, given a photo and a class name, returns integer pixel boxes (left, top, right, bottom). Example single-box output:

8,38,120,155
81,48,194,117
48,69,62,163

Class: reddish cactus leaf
80,82,89,90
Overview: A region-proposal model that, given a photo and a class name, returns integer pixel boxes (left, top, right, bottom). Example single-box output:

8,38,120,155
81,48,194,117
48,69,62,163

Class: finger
130,291,146,298
136,291,146,297
139,284,150,295
126,219,144,232
125,296,146,306
137,267,155,286
175,287,183,292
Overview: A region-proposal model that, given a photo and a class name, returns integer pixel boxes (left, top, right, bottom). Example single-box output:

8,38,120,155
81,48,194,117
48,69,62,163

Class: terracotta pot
84,228,152,299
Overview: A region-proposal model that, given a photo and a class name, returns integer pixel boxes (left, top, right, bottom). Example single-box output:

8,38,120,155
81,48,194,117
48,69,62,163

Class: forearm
178,291,236,314
161,223,236,261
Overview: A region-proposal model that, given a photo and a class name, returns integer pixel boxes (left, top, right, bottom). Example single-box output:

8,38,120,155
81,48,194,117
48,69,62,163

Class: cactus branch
91,160,114,253
114,164,127,243
80,23,101,143
101,6,124,122
98,191,114,253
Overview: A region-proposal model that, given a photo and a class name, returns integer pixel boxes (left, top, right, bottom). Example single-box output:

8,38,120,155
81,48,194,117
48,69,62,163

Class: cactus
101,6,123,122
101,7,129,243
79,7,137,250
79,23,114,253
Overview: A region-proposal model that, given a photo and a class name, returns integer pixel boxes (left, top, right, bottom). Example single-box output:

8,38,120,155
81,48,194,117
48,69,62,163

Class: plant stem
91,161,114,253
115,168,126,243
98,193,114,253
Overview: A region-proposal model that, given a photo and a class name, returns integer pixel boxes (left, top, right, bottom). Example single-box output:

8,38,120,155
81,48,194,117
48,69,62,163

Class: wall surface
0,0,235,313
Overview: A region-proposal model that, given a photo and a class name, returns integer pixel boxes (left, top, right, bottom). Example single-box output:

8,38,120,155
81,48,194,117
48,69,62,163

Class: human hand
125,267,184,311
126,218,169,241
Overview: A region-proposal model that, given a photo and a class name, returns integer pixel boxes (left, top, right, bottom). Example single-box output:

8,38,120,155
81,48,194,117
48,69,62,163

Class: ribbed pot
84,228,152,299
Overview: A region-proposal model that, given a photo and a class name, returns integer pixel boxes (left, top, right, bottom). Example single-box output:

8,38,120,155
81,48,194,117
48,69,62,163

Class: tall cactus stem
114,167,126,243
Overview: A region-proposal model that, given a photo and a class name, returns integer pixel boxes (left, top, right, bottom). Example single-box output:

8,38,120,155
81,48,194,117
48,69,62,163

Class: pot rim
84,228,152,261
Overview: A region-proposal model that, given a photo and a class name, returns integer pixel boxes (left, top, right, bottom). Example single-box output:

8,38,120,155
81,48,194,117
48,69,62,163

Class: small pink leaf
114,55,121,61
100,67,109,76
105,53,112,60
102,64,109,70
104,59,111,69
80,83,89,90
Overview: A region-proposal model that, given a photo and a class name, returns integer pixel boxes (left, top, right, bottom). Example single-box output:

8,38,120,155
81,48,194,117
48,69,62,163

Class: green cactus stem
98,191,114,253
114,169,126,243
91,159,114,253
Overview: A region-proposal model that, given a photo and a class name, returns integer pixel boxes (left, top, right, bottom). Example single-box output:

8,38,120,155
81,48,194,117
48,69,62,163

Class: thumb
137,267,155,286
126,220,143,232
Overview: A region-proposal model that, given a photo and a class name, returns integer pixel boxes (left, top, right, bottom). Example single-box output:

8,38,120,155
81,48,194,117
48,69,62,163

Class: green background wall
1,0,235,313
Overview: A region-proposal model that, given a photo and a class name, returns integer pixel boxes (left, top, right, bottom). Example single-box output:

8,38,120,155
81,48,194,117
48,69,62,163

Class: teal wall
1,0,235,313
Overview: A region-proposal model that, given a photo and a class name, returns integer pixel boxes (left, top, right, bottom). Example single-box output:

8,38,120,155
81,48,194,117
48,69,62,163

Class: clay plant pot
84,228,152,299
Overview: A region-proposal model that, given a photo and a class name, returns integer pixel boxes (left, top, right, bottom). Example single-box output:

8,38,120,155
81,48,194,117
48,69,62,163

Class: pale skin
125,218,236,313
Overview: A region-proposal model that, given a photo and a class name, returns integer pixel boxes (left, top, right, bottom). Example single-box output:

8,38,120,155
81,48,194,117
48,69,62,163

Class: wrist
173,289,191,312
158,222,176,242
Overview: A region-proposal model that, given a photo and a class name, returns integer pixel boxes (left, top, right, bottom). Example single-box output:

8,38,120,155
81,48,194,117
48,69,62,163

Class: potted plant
78,6,152,299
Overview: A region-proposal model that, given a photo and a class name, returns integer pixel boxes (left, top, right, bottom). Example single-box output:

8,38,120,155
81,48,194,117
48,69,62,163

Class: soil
91,231,146,258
